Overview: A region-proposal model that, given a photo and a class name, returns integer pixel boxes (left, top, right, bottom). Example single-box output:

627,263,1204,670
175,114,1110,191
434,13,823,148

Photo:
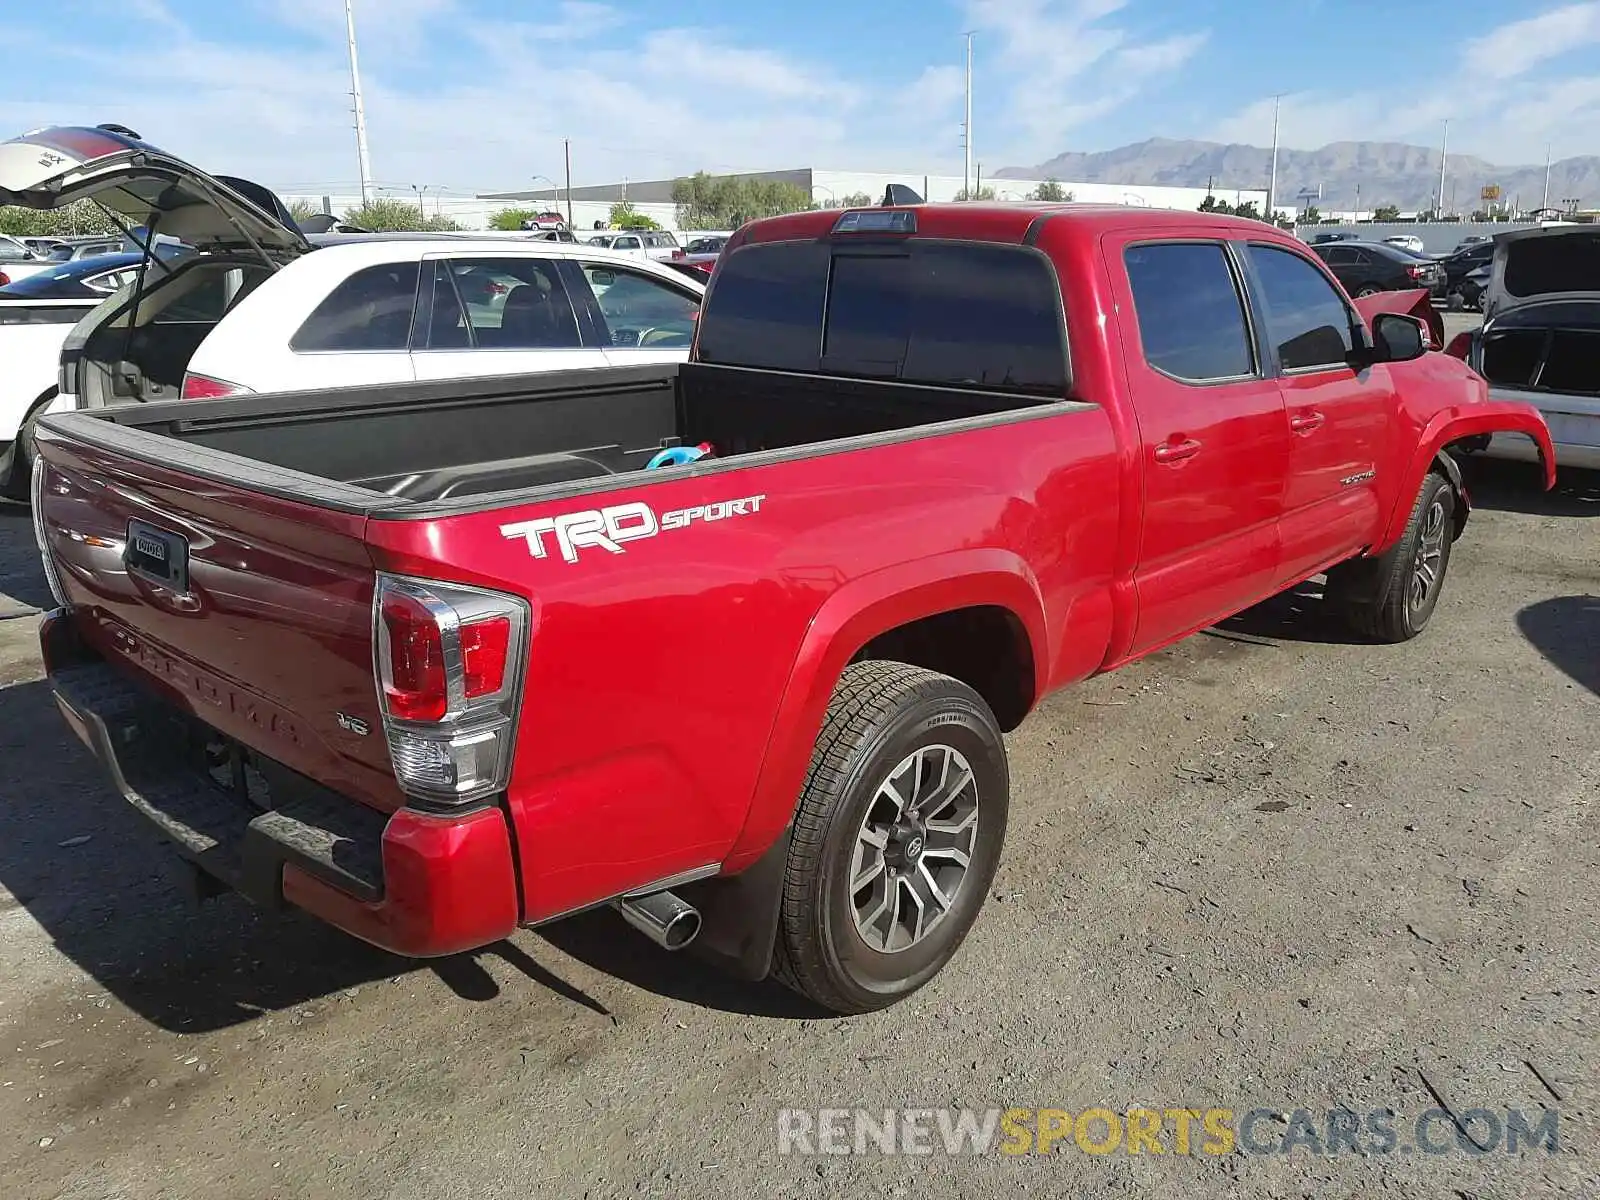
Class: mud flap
1431,449,1471,540
680,824,792,982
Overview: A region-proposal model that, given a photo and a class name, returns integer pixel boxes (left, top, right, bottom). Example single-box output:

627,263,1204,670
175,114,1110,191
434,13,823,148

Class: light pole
530,175,561,211
1436,118,1449,216
344,0,373,206
1267,94,1281,221
962,31,974,200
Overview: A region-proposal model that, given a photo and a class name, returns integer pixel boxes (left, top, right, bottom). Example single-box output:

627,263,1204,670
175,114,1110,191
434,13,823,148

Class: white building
283,168,1267,235
477,167,1269,232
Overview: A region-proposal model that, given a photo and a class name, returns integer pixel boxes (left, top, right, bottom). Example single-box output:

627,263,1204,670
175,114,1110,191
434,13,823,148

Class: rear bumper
42,610,520,958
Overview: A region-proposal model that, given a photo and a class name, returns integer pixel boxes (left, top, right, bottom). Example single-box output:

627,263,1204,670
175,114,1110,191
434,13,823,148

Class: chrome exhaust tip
612,889,702,951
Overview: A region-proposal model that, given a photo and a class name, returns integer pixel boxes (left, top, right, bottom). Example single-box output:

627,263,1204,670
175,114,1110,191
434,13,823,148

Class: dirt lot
0,436,1595,1197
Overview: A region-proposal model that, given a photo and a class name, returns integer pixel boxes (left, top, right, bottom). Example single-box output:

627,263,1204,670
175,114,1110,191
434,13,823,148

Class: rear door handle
1154,437,1202,464
1290,411,1326,434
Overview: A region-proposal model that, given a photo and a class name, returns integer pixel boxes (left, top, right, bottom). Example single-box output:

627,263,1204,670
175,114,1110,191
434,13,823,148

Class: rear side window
699,240,1067,394
696,241,829,371
433,258,583,350
1123,243,1255,382
1245,244,1354,372
291,262,421,352
1503,233,1600,298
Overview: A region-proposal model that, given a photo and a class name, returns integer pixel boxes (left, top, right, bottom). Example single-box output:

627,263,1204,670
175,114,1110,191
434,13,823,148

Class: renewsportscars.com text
776,1105,1560,1158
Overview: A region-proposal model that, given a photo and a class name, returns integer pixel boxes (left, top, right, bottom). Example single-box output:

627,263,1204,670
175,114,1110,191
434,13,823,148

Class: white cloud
1461,2,1600,81
1111,31,1209,78
1207,5,1600,163
634,30,859,104
963,0,1207,159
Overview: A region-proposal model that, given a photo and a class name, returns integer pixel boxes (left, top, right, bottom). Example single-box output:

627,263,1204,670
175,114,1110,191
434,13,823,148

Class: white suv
165,234,704,400
0,124,705,492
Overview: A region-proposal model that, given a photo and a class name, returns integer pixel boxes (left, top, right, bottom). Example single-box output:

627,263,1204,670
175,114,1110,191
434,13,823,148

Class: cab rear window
697,239,1068,395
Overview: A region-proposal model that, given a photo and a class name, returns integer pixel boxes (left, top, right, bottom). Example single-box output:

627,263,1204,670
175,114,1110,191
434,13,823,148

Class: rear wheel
1355,284,1382,298
772,661,1009,1014
1,391,55,502
1328,471,1456,642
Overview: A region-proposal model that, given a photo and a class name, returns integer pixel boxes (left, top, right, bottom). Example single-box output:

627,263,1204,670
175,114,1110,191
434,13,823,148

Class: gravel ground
0,426,1595,1199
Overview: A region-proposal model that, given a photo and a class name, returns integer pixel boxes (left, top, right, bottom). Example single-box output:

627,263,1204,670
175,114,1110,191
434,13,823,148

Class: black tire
1355,284,1382,298
1328,471,1456,642
1,391,54,503
772,661,1009,1014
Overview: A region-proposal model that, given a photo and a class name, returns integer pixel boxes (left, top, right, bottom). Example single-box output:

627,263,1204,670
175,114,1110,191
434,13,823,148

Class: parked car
666,235,728,281
31,189,1553,1014
0,250,150,299
0,125,706,497
0,233,53,284
1382,234,1427,255
1438,239,1494,305
1452,235,1489,252
1446,223,1600,470
1312,240,1447,298
585,229,682,262
0,243,195,497
1457,261,1491,311
1308,231,1358,244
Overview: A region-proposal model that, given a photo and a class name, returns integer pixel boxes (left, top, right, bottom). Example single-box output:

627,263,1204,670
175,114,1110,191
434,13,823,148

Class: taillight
180,372,252,400
1405,264,1424,279
0,270,10,287
380,589,450,721
374,574,529,807
1445,331,1474,361
671,248,685,259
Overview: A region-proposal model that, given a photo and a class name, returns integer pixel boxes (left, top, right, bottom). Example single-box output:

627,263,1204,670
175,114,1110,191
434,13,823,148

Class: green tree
490,207,543,231
1232,200,1261,221
609,201,661,230
0,200,127,238
1300,204,1321,223
1372,204,1401,221
953,185,997,201
287,199,324,226
1029,179,1072,202
820,191,876,209
672,172,816,228
341,198,461,232
1199,194,1236,215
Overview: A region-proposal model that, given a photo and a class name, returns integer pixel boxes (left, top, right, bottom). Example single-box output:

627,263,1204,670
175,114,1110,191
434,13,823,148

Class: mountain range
998,138,1600,214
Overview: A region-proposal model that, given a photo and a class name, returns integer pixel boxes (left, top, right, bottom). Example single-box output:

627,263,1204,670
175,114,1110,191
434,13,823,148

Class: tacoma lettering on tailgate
500,494,766,564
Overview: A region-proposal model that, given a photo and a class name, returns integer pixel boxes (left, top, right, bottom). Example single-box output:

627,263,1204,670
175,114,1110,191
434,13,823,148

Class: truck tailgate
34,427,404,814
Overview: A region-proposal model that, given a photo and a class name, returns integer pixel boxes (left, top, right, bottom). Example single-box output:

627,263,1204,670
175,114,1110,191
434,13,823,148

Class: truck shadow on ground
0,673,813,1031
534,914,825,1019
1209,581,1370,647
1517,595,1600,697
1460,458,1600,518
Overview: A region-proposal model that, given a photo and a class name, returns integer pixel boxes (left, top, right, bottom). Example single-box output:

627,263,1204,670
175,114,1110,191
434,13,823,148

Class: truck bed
42,362,1060,513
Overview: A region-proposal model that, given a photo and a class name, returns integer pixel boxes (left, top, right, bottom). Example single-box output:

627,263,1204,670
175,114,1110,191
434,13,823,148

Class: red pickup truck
32,195,1553,1015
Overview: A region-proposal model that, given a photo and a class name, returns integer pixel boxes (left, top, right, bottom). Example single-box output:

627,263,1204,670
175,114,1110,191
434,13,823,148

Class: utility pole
1542,143,1552,212
344,0,374,206
963,31,974,199
1267,94,1281,221
1436,118,1449,215
564,138,573,227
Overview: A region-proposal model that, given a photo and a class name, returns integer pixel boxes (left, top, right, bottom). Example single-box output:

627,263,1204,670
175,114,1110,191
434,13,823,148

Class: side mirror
1371,312,1427,363
590,270,615,286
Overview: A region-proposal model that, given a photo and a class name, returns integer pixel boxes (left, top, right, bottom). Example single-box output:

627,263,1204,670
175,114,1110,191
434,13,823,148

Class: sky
2,0,1599,198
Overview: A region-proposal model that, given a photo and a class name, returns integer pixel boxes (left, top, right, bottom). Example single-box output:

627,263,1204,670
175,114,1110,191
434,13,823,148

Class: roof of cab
737,201,1291,246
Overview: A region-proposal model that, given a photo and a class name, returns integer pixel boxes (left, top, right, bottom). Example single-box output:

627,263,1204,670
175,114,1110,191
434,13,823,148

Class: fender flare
721,547,1047,875
1377,403,1556,551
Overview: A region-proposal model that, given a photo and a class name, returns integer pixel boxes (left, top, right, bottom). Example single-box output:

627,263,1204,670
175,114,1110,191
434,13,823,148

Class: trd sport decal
500,494,766,564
